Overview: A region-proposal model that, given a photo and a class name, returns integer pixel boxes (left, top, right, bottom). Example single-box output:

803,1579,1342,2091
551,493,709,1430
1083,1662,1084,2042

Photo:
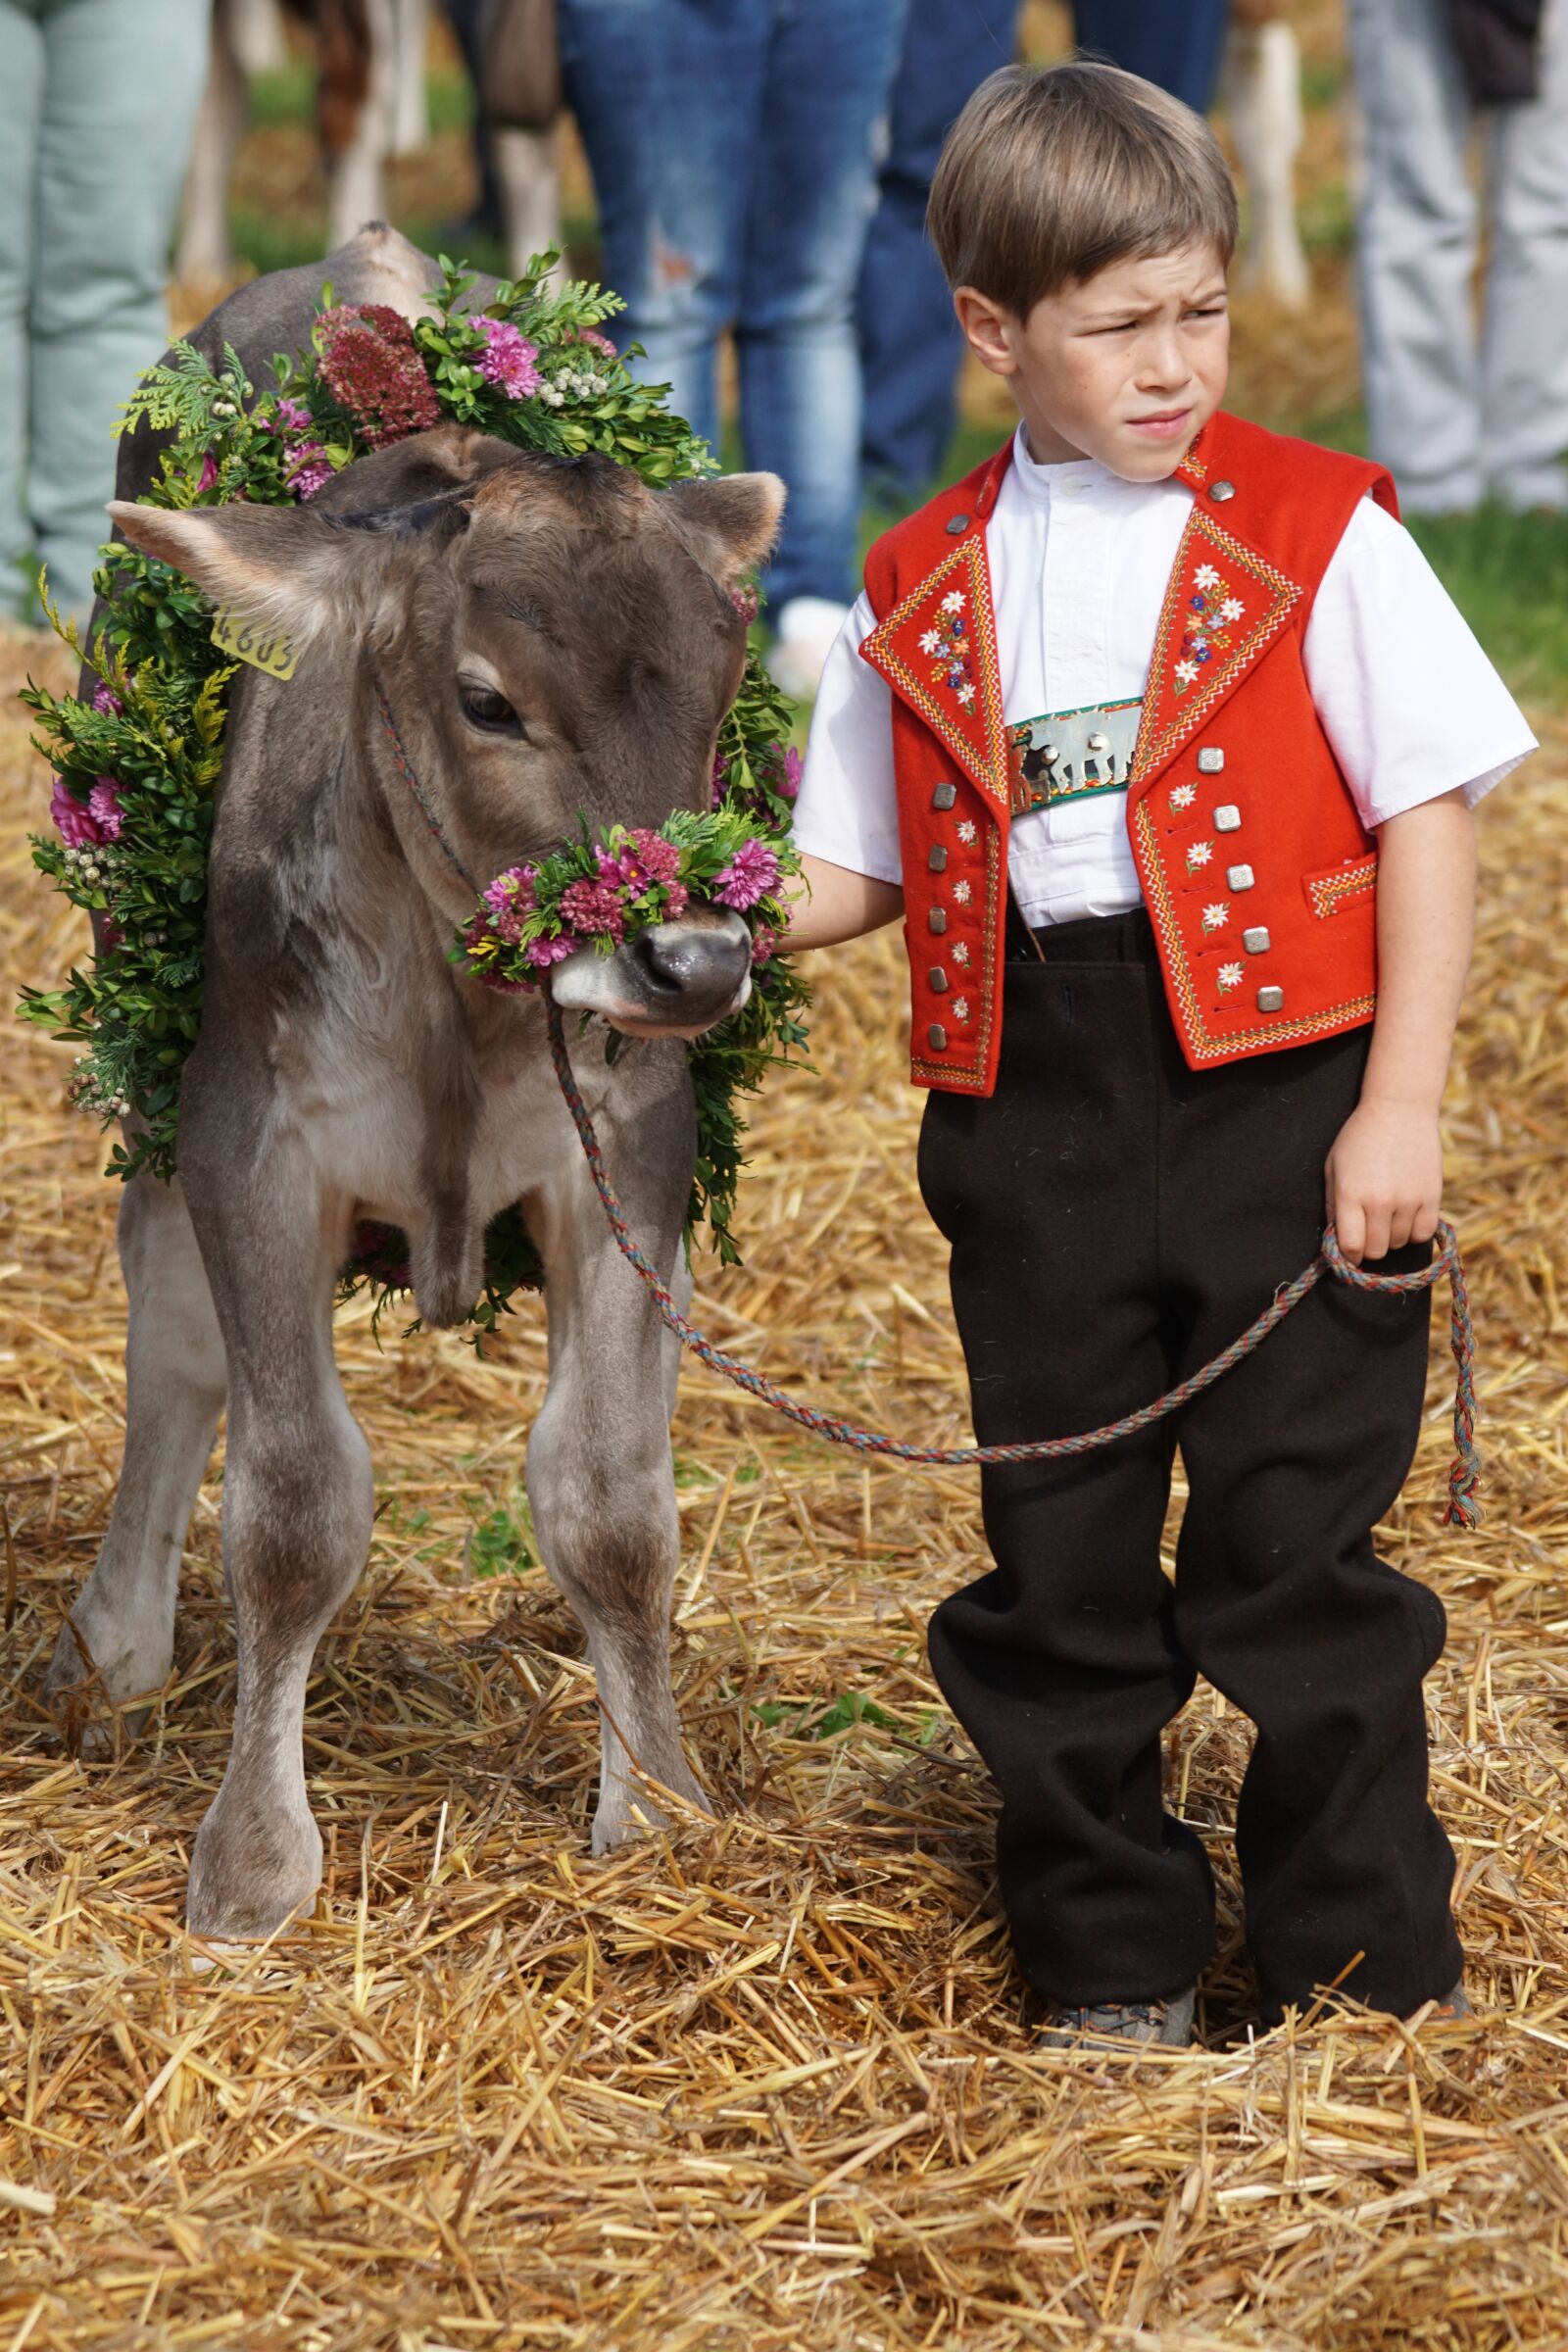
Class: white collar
1004,419,1185,509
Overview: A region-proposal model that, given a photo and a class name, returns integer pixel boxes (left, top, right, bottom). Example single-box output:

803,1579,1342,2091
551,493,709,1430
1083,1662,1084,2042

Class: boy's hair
927,60,1239,318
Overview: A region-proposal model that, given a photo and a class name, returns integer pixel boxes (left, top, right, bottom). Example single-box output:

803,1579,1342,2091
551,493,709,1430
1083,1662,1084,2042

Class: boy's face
955,243,1230,478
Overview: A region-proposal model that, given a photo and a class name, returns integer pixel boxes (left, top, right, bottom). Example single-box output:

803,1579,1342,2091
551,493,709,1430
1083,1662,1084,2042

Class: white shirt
794,422,1537,927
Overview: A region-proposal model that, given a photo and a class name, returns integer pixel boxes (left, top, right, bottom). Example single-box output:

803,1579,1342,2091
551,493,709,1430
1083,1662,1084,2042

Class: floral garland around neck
20,254,809,1339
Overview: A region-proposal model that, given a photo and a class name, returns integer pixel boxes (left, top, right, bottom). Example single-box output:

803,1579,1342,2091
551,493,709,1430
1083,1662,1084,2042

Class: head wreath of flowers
22,255,808,1337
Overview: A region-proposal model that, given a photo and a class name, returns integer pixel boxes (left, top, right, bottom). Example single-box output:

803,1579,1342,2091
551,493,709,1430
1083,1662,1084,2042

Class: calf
42,227,784,1946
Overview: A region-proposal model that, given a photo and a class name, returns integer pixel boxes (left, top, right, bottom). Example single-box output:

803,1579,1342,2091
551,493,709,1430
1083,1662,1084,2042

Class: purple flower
88,778,123,840
196,454,220,496
559,876,627,941
273,397,313,433
628,829,682,884
91,682,122,716
712,837,780,911
482,864,537,942
50,777,103,848
710,752,728,810
475,318,543,400
775,745,803,801
285,443,334,502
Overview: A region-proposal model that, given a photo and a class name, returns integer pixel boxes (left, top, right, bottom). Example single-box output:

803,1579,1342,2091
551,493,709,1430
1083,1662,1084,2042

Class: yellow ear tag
211,606,297,680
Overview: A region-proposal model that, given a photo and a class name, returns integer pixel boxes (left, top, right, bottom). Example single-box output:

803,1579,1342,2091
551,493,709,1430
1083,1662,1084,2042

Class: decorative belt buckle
1007,698,1143,816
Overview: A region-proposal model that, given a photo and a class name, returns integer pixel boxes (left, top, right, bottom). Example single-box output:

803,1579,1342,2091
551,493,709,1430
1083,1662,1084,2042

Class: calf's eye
459,681,525,736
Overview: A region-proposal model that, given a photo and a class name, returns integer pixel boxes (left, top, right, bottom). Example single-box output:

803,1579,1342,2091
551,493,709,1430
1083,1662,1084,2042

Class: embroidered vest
859,411,1398,1096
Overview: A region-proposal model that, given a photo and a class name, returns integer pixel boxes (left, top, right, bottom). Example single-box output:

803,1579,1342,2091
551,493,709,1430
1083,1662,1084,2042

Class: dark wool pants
916,908,1462,2023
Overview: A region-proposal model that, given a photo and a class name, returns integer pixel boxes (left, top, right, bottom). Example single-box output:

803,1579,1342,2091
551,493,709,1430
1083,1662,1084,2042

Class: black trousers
917,907,1462,2023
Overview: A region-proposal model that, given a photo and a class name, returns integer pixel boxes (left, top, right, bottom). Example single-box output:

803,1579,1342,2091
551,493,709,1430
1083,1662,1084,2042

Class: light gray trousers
1347,0,1568,513
0,0,210,626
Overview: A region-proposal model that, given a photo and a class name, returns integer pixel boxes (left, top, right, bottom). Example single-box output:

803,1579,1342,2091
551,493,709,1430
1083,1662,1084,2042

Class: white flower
954,881,972,904
919,630,942,655
1220,597,1245,623
956,682,975,707
1195,564,1221,591
1170,783,1197,810
956,820,977,843
1201,902,1229,931
940,590,966,613
1186,840,1213,870
952,942,970,965
952,997,970,1021
1218,961,1244,990
1175,659,1200,686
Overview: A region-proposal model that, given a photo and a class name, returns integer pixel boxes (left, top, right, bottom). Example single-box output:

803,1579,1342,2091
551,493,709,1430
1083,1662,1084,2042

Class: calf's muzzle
551,908,753,1038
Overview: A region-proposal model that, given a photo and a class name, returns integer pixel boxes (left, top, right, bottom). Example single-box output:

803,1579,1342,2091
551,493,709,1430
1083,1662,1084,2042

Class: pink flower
564,325,617,359
712,837,780,911
710,752,729,810
729,584,760,625
775,745,802,801
523,931,579,968
604,829,683,896
273,397,313,433
316,304,439,447
482,864,537,942
87,778,123,840
284,444,334,502
559,876,627,941
664,881,689,920
475,318,543,400
750,926,778,965
91,682,122,716
51,777,103,847
196,454,220,495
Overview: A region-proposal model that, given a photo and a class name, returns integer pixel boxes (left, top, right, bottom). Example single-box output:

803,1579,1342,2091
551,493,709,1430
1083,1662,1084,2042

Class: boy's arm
783,854,904,952
1324,788,1476,1262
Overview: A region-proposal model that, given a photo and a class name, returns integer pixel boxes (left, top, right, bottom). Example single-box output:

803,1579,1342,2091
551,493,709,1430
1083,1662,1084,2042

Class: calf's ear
105,496,450,657
662,472,786,586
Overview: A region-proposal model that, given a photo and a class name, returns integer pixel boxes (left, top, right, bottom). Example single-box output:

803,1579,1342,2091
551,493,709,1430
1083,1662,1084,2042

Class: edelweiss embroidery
952,997,970,1022
953,881,972,905
1174,563,1248,696
1201,902,1229,932
917,589,976,710
952,942,970,966
956,819,977,844
1187,840,1214,873
1170,783,1197,811
1217,961,1244,991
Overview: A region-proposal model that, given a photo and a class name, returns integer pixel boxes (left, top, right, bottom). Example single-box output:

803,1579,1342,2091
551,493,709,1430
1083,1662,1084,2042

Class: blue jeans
1072,0,1229,114
0,0,210,624
859,0,1021,505
557,0,909,611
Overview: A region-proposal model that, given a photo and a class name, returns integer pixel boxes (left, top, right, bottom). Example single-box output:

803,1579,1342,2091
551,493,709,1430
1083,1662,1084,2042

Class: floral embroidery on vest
1186,840,1214,872
1217,961,1244,991
1201,901,1230,932
1175,565,1248,694
1170,782,1197,811
917,590,976,710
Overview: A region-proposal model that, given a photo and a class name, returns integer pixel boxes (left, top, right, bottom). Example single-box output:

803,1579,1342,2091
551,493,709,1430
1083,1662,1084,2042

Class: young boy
784,61,1535,2045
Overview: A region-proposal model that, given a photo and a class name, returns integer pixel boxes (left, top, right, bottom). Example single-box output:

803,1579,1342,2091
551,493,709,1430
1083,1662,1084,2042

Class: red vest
859,411,1399,1096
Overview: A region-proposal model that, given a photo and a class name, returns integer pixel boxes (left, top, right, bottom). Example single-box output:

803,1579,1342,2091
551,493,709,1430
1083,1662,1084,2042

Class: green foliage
22,253,810,1336
467,1500,535,1579
751,1690,905,1740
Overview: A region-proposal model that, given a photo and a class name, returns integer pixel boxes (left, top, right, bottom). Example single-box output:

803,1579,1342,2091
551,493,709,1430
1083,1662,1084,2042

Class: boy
784,61,1535,2045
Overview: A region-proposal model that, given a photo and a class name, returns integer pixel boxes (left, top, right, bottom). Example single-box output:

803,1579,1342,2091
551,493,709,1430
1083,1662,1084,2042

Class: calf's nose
632,915,751,1008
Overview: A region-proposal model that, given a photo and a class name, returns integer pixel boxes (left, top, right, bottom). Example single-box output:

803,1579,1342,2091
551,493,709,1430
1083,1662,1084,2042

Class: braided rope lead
546,1002,1483,1526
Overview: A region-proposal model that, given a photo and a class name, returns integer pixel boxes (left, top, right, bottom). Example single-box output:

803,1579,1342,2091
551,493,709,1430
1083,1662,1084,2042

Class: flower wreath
21,256,809,1336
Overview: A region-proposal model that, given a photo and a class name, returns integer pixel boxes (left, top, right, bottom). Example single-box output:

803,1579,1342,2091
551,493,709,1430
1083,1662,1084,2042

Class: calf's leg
179,1125,372,1941
43,1173,226,1748
525,1072,709,1850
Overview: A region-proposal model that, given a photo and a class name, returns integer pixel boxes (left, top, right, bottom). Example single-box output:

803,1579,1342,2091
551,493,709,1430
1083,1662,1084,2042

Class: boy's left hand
1325,1099,1444,1264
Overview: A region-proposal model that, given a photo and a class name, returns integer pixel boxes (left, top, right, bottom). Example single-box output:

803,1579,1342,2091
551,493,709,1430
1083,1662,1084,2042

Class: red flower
316,304,439,450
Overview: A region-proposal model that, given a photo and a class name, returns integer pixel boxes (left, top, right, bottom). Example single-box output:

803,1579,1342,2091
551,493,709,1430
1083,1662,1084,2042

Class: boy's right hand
783,856,905,952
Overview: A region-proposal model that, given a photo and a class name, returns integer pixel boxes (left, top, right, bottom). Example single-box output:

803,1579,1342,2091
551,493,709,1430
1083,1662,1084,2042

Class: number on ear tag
211,606,297,680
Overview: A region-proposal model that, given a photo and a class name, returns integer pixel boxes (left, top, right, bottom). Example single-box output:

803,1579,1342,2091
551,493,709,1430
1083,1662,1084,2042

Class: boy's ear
953,286,1020,379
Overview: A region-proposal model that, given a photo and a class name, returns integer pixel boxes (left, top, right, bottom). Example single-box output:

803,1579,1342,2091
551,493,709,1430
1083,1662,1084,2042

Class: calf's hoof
41,1616,165,1757
590,1760,714,1854
187,1790,323,1943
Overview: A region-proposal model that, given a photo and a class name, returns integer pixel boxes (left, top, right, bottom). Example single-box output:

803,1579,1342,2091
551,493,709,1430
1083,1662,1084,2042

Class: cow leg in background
229,0,287,75
42,1174,227,1750
178,1111,372,1941
1226,15,1311,312
524,1063,710,1851
495,124,564,281
327,0,396,249
390,0,430,155
176,0,247,290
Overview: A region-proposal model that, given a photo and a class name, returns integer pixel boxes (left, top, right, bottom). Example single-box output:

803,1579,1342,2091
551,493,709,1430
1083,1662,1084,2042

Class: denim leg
1480,0,1568,510
859,0,1020,505
1072,0,1229,112
0,1,45,620
556,0,765,454
26,0,210,627
737,0,909,610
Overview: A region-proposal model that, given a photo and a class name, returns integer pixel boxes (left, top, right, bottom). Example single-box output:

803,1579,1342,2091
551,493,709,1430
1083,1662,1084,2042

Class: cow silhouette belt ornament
1006,697,1143,815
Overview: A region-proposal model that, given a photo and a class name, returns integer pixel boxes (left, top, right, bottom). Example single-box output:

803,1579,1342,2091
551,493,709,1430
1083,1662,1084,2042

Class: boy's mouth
1125,408,1194,442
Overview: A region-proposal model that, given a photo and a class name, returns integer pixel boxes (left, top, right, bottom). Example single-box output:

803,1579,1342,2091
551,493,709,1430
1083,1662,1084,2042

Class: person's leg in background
555,0,762,458
1071,0,1229,113
1481,0,1568,510
738,0,908,694
27,0,210,628
0,1,45,622
1346,0,1481,514
858,0,1020,513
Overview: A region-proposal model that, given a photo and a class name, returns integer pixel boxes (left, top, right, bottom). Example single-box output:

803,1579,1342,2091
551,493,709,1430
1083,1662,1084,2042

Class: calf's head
110,427,786,1038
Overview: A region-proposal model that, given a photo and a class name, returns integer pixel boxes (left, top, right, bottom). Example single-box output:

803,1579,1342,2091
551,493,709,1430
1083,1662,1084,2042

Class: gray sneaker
1040,1984,1198,2049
